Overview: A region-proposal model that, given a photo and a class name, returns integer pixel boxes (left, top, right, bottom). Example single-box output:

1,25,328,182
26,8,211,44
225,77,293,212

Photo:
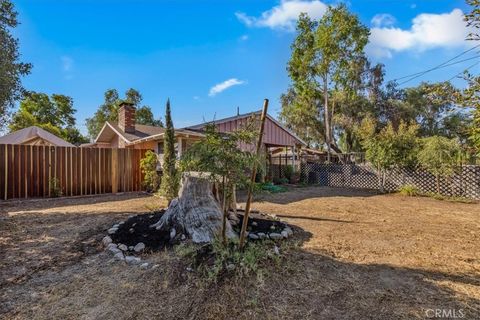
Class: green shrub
140,150,160,192
398,184,420,196
283,165,294,182
48,177,62,197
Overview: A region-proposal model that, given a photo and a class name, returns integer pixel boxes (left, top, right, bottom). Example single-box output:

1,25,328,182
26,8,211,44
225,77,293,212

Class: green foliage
417,136,461,193
465,0,480,41
159,99,179,203
85,88,163,138
0,0,32,130
48,177,62,197
9,92,88,145
255,182,287,194
182,240,282,283
398,184,420,197
282,6,371,151
359,118,419,170
180,121,257,199
283,165,294,182
358,118,419,191
140,150,160,192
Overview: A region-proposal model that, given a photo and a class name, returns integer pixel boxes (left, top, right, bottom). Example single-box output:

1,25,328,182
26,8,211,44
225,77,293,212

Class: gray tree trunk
151,173,237,243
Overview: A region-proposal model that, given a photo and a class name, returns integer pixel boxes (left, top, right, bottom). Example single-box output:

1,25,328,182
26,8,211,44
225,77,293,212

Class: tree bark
151,173,237,243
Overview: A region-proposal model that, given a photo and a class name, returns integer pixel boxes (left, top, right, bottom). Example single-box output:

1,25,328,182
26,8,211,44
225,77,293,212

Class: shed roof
0,126,75,147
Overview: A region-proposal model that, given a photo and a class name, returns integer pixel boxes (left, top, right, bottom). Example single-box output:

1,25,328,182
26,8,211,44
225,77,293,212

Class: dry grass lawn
0,187,479,319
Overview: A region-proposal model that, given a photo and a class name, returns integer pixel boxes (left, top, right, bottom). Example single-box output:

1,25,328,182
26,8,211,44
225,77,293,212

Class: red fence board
0,145,149,200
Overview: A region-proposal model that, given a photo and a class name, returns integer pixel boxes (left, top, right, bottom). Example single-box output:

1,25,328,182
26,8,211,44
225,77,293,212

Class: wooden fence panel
0,144,149,200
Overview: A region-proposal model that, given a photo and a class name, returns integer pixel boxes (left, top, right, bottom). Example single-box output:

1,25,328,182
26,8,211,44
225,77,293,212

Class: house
83,102,205,159
0,126,75,147
87,102,306,166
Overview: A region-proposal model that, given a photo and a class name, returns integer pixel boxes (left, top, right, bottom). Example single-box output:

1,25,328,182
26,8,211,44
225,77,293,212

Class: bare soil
1,187,479,319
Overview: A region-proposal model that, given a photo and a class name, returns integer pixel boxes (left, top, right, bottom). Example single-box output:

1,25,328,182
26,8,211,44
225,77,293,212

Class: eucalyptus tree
282,5,370,157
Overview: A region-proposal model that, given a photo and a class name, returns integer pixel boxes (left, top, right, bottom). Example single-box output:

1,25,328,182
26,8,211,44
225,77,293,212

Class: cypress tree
159,99,179,203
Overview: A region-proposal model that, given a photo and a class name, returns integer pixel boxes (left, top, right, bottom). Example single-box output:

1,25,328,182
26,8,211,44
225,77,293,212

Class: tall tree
9,92,88,145
85,88,163,138
282,6,370,156
0,0,32,130
459,0,480,155
159,99,179,204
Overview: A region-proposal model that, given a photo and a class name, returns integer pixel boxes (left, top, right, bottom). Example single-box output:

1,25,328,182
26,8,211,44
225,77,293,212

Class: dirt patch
1,187,479,319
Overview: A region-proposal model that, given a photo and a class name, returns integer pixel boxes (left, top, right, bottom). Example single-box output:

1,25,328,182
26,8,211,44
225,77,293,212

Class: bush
398,184,420,196
48,177,62,197
273,177,289,185
140,150,160,192
283,165,294,182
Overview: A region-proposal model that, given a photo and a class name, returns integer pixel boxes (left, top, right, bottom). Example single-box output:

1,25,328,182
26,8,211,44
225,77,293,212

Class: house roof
95,121,204,146
186,110,307,146
93,110,306,147
0,126,75,147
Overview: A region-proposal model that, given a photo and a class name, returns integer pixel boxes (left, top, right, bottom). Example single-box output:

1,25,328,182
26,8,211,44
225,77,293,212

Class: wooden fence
0,144,149,200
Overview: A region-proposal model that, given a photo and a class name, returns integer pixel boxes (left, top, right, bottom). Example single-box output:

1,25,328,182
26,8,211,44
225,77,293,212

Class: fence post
4,145,7,200
111,148,118,194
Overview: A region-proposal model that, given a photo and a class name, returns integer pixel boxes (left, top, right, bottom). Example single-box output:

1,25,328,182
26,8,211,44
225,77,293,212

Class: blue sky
13,0,476,135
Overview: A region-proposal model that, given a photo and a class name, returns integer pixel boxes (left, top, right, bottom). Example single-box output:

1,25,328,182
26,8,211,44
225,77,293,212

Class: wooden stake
239,99,269,249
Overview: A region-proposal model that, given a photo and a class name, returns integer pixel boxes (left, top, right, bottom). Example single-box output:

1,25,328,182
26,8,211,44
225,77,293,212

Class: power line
397,54,480,86
393,44,480,82
446,61,480,82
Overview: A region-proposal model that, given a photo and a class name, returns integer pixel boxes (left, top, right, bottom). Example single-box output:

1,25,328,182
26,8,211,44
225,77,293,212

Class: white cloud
61,56,73,71
368,9,471,58
371,13,395,28
236,0,328,31
239,34,249,41
208,78,245,97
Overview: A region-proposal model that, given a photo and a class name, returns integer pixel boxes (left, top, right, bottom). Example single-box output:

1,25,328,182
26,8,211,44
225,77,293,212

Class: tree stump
151,172,237,243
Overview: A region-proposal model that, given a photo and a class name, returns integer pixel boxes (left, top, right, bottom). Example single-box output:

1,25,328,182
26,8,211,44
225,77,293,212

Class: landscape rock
113,252,125,261
106,243,118,250
129,246,134,251
118,244,128,251
107,227,118,235
274,246,280,255
129,228,135,233
125,256,141,265
134,242,145,253
102,236,112,246
109,247,122,255
181,234,186,240
252,221,258,227
257,232,267,239
285,227,293,237
170,228,176,240
248,233,259,240
281,230,289,238
269,233,283,240
226,263,236,271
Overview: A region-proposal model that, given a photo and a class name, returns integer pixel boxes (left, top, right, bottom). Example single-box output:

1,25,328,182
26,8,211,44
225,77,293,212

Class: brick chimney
118,101,136,133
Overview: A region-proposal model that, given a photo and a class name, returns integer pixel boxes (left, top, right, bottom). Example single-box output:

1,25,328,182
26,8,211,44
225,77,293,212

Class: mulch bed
110,209,289,252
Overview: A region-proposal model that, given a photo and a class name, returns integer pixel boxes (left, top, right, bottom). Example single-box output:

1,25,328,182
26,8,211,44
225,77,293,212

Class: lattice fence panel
296,163,480,200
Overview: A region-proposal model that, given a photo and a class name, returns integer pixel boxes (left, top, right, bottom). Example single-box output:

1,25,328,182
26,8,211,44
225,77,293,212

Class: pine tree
159,99,179,203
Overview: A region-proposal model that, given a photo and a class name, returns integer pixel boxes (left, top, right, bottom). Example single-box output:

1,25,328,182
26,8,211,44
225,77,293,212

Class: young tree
0,0,32,130
159,99,179,204
358,118,419,192
418,136,461,194
180,123,257,244
9,92,87,145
